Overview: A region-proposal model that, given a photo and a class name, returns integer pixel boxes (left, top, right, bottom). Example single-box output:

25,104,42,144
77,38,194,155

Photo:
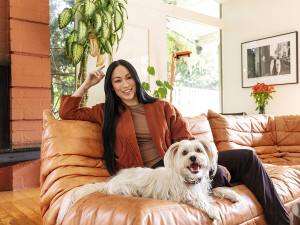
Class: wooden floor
0,187,42,225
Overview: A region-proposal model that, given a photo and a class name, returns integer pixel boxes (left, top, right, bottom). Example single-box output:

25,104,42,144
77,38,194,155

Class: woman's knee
243,149,259,160
217,149,260,168
211,165,232,188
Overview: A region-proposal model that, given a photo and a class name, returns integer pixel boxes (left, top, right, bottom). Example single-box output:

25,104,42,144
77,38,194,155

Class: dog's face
164,139,218,184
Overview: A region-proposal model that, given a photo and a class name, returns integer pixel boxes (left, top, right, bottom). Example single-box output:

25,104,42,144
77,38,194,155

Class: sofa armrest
40,110,110,225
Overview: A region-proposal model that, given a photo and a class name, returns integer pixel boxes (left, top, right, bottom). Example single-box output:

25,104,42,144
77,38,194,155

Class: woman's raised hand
84,65,106,88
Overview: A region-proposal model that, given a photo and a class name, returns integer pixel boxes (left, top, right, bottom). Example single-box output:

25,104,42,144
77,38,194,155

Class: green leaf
109,0,115,7
77,20,88,43
78,5,85,16
110,34,117,45
114,9,123,32
118,2,128,19
100,47,106,55
158,87,167,99
71,42,84,65
142,82,150,92
103,10,112,25
147,66,155,76
105,39,113,55
106,4,114,14
65,39,70,57
164,81,173,90
156,80,164,87
83,1,96,19
101,20,110,38
123,0,127,4
99,37,106,47
94,13,102,33
101,0,108,8
115,34,120,52
58,8,72,29
72,2,82,16
66,30,78,57
120,24,125,40
153,90,159,98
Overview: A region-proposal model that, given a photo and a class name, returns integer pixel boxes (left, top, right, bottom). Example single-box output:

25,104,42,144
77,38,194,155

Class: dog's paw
212,187,240,203
227,192,241,203
206,205,220,221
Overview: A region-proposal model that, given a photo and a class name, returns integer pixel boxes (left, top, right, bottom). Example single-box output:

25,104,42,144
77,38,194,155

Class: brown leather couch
40,109,300,225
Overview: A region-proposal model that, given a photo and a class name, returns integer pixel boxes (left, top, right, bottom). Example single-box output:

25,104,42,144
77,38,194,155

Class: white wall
222,0,300,115
86,0,167,107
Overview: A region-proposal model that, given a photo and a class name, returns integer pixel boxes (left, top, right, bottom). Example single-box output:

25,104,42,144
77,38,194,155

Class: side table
291,202,300,225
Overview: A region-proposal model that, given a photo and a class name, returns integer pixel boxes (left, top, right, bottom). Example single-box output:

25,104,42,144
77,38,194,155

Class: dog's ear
164,142,181,168
199,139,218,176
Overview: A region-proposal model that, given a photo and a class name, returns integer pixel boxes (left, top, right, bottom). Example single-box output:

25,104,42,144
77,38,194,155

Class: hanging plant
58,0,128,106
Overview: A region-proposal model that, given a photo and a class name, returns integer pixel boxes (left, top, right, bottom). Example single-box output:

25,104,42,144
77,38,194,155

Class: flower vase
259,107,265,114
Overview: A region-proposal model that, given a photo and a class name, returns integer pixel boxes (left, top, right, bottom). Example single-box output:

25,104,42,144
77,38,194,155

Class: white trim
128,0,223,29
165,4,223,29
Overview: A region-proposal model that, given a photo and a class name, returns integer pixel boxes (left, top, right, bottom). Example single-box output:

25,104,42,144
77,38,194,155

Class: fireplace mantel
0,142,40,165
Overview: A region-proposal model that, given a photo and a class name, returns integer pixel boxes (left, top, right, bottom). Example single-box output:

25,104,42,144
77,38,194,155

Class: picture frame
241,31,298,88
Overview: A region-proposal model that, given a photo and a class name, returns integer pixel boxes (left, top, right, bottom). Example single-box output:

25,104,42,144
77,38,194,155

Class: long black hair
102,59,158,175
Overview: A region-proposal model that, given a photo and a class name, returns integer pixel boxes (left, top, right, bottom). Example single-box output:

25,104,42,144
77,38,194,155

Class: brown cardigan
59,95,194,170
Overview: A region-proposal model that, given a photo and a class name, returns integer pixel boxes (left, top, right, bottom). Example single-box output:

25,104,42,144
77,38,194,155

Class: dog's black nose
190,156,196,162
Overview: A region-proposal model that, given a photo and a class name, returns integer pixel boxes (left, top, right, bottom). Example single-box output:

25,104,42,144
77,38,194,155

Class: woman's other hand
219,165,231,182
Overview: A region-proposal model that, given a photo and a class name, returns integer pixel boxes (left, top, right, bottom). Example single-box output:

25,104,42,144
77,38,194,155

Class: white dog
57,139,240,223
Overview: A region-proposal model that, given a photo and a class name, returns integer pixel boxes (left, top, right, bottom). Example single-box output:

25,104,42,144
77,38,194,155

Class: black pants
152,149,290,225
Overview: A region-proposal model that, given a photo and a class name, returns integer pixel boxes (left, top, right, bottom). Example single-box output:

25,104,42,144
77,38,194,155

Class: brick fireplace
0,0,51,190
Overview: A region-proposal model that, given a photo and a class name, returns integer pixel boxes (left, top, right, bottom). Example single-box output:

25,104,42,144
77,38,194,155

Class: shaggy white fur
57,139,240,224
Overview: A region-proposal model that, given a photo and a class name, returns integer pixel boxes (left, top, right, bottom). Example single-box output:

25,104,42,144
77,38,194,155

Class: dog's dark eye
196,148,201,153
182,150,188,156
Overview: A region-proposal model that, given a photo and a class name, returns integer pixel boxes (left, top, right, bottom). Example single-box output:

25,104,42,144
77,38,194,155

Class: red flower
250,83,276,112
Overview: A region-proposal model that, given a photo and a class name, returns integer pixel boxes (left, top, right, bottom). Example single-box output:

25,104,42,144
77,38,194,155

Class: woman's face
111,65,138,106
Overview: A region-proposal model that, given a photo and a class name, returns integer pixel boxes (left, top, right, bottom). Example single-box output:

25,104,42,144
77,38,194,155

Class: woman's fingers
95,65,106,79
219,165,231,182
97,65,105,71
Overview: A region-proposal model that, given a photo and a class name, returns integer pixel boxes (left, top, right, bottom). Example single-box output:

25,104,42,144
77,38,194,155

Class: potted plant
250,82,276,114
142,66,173,99
58,0,128,105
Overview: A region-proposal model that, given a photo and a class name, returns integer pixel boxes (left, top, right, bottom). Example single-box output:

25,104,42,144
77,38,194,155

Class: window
157,0,220,18
50,0,76,118
167,16,220,116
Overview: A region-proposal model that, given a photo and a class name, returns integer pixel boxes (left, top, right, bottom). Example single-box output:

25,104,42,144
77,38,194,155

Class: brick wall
0,0,9,64
9,0,51,145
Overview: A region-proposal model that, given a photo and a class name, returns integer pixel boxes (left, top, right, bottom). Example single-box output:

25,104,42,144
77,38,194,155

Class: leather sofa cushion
207,110,300,167
185,113,217,151
40,110,110,225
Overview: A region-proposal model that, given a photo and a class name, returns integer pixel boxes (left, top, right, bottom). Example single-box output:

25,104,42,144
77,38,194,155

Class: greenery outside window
50,0,76,118
167,16,220,116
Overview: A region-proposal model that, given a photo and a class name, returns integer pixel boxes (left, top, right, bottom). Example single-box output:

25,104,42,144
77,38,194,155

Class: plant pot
259,107,265,114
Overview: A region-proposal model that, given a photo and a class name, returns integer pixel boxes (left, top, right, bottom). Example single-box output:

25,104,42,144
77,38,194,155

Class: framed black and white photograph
241,31,298,88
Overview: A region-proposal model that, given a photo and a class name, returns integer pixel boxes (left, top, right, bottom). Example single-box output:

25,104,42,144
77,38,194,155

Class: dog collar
184,177,202,185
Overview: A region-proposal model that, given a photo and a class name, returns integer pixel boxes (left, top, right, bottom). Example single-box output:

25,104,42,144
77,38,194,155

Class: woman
59,59,289,225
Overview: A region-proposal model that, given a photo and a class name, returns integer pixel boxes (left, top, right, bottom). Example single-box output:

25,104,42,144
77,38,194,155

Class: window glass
167,16,220,116
158,0,220,18
50,0,75,118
